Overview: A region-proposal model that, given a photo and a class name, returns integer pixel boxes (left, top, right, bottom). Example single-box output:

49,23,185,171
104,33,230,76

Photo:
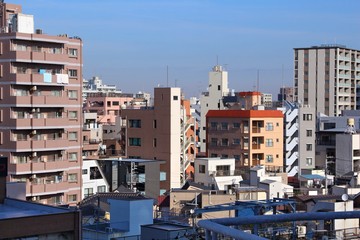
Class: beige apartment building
121,87,196,195
294,44,360,116
206,110,284,172
0,3,83,205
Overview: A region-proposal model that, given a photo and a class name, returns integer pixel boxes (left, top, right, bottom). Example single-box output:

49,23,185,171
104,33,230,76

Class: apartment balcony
252,143,261,150
9,50,69,65
8,162,31,173
209,170,242,177
26,181,68,196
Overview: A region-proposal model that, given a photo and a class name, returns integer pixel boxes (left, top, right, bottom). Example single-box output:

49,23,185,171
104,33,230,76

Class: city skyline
11,0,360,98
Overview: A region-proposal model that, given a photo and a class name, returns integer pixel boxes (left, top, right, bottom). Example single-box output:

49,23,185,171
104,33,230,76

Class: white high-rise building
294,44,360,116
199,65,229,152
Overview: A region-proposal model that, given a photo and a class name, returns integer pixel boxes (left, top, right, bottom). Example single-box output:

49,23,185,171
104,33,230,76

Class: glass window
265,122,274,131
221,138,229,146
303,114,312,121
68,194,77,202
233,122,240,128
129,119,141,128
199,164,205,173
266,155,273,163
68,69,78,77
233,138,240,145
97,185,106,193
68,90,78,99
84,188,93,197
68,48,78,57
129,138,141,146
306,129,312,137
82,169,88,175
68,111,77,119
221,122,228,130
306,157,313,166
210,138,218,146
265,139,273,147
68,132,78,141
68,173,77,182
306,144,312,151
68,152,78,161
210,122,217,130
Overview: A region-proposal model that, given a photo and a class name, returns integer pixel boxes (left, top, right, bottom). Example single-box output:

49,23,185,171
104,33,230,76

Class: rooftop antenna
281,64,284,106
256,69,259,93
216,55,218,66
166,65,169,87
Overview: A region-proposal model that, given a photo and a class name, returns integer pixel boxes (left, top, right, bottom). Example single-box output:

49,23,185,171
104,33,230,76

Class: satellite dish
341,193,349,202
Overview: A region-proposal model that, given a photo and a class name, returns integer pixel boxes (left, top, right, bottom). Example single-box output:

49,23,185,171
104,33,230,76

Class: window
221,122,228,130
221,154,228,158
82,169,88,175
233,122,240,128
199,164,205,173
68,48,78,57
221,138,229,146
233,138,240,145
218,85,220,90
306,129,312,137
97,185,106,193
211,122,218,130
265,122,274,131
210,138,218,146
68,90,78,99
306,157,313,166
266,155,273,163
112,101,119,106
68,111,77,119
306,144,312,151
68,69,78,77
303,114,312,121
68,132,78,141
90,167,102,179
68,173,78,182
68,194,77,202
210,153,218,157
129,119,141,128
234,155,240,161
153,138,157,147
51,90,61,97
84,188,93,197
173,96,178,100
68,152,78,161
153,120,157,128
129,137,141,146
265,139,273,147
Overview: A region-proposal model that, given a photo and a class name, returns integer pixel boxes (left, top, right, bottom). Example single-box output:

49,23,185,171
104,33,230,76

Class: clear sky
10,0,360,98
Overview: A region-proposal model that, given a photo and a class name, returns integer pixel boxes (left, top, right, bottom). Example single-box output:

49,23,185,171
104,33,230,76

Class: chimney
0,157,8,203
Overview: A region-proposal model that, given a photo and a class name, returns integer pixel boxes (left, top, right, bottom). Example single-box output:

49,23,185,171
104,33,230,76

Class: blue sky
10,0,360,98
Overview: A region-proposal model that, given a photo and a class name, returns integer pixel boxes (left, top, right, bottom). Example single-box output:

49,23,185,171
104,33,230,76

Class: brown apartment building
0,3,83,205
206,110,284,174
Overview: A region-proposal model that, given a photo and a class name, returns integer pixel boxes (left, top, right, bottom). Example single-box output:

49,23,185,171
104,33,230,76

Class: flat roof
142,223,192,231
206,110,283,118
0,198,72,220
83,158,165,163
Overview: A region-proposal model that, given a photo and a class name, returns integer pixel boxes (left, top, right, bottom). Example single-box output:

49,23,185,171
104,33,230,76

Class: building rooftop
206,109,283,118
0,198,73,220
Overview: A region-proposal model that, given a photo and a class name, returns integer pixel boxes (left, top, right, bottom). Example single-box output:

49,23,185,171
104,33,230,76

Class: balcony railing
210,170,242,177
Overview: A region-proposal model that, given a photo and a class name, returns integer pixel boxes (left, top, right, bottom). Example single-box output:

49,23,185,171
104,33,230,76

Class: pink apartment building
0,3,83,205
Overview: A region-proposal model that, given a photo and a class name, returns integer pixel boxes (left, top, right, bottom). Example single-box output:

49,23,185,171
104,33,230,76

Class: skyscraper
294,44,360,116
0,3,83,205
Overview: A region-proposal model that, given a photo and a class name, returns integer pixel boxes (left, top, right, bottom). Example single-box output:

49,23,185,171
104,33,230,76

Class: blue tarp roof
300,174,325,180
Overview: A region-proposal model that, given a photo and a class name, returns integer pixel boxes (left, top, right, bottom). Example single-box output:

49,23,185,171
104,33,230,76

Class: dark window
129,119,141,128
129,138,141,146
173,96,178,100
199,164,205,173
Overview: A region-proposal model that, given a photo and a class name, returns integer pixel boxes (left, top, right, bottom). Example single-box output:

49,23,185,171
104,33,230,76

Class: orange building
206,110,284,173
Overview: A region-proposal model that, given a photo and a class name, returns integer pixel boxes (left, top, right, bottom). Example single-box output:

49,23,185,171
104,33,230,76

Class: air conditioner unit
31,174,37,179
30,86,37,91
32,152,37,157
31,130,37,135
